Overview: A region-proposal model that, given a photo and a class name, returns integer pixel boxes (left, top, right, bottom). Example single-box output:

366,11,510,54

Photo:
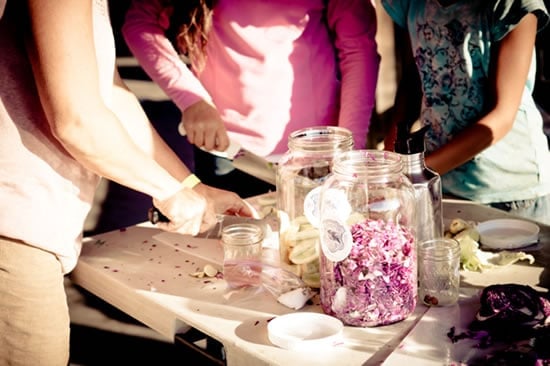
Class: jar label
304,187,352,228
303,186,322,228
320,218,353,262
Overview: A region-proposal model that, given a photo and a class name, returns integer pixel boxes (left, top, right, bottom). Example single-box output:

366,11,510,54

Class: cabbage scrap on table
447,284,550,364
445,218,535,272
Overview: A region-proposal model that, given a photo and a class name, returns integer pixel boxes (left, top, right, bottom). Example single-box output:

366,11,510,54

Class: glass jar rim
288,126,354,152
221,223,264,245
332,149,404,177
418,238,460,260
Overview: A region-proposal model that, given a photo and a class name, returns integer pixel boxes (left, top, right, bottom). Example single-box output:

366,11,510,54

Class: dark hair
163,0,215,72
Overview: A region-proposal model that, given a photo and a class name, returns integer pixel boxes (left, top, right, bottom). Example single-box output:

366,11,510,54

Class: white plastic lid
477,219,539,250
267,312,344,351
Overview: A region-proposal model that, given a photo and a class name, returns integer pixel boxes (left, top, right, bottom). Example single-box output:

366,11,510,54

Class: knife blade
178,123,277,185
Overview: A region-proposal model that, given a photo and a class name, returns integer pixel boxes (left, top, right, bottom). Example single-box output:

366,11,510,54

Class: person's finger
175,219,201,236
214,130,230,151
241,200,257,217
202,129,219,151
223,200,255,217
191,129,206,148
183,120,205,147
199,210,218,233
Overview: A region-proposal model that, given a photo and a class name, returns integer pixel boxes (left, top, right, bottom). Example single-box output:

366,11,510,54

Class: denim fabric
489,194,550,226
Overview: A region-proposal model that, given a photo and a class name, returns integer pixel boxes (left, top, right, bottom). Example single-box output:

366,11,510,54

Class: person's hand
182,101,230,152
152,187,217,236
152,183,254,236
195,184,256,218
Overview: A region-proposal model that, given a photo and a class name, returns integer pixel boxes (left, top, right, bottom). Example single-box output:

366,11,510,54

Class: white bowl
477,219,539,250
267,312,344,351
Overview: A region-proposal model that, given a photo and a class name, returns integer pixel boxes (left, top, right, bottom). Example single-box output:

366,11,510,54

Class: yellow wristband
181,174,201,189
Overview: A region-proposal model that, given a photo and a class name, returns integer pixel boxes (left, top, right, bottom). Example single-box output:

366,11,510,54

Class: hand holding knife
148,206,268,239
178,122,277,185
148,206,169,224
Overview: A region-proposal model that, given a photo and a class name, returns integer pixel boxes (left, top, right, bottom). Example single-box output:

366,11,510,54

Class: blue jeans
489,194,550,226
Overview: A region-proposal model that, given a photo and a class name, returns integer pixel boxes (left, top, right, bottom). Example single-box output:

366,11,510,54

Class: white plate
267,312,343,351
476,219,539,250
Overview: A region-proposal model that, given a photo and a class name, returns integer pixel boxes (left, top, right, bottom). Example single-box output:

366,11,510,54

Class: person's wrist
154,174,201,204
181,173,201,189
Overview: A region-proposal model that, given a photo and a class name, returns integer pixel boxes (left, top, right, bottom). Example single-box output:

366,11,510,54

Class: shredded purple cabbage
474,284,550,328
447,284,550,363
320,218,417,326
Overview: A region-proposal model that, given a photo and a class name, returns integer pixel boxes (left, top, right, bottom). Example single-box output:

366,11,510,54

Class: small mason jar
221,223,264,288
418,238,461,307
318,150,417,327
276,126,354,288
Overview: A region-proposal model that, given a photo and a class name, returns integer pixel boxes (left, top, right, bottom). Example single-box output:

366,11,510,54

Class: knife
148,206,272,239
178,123,277,185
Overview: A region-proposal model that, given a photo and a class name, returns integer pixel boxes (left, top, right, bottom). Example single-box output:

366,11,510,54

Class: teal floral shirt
382,0,550,203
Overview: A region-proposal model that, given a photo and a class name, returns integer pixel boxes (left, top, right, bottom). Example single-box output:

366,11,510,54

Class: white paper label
303,186,323,227
304,187,352,228
320,218,352,262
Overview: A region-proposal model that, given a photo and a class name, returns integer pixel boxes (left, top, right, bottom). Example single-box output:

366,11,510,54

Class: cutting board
153,232,224,265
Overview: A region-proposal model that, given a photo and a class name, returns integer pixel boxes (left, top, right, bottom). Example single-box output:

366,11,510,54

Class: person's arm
327,0,380,149
383,26,422,151
122,0,229,151
26,0,182,199
25,0,249,234
426,13,539,175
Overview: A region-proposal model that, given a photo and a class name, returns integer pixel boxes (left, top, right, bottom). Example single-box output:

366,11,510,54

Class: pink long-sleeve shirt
123,0,379,156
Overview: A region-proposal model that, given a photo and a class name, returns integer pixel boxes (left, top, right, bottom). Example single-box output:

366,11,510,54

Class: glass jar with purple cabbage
276,126,354,288
318,150,417,327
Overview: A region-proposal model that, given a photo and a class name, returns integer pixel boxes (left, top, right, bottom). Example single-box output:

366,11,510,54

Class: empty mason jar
221,223,264,288
318,150,417,327
418,238,460,307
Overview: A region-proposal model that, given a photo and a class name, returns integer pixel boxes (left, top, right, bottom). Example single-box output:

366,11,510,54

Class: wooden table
70,197,549,365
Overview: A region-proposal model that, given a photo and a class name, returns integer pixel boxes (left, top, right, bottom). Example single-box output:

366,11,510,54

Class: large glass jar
276,126,354,288
318,150,417,327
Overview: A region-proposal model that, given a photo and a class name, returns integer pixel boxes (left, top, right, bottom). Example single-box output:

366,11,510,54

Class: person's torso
198,0,340,156
386,0,550,202
0,0,114,273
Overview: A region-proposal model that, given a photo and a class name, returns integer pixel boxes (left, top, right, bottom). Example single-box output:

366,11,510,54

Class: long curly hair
163,0,216,72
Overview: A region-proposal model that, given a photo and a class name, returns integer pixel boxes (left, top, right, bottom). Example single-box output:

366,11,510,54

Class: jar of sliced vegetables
318,150,417,327
276,126,354,288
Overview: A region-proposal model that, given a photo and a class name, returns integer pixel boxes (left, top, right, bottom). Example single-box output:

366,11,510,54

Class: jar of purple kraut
318,150,417,327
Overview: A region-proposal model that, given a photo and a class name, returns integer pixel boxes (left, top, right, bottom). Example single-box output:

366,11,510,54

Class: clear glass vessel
318,150,417,327
418,238,460,307
276,126,354,288
221,223,264,288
